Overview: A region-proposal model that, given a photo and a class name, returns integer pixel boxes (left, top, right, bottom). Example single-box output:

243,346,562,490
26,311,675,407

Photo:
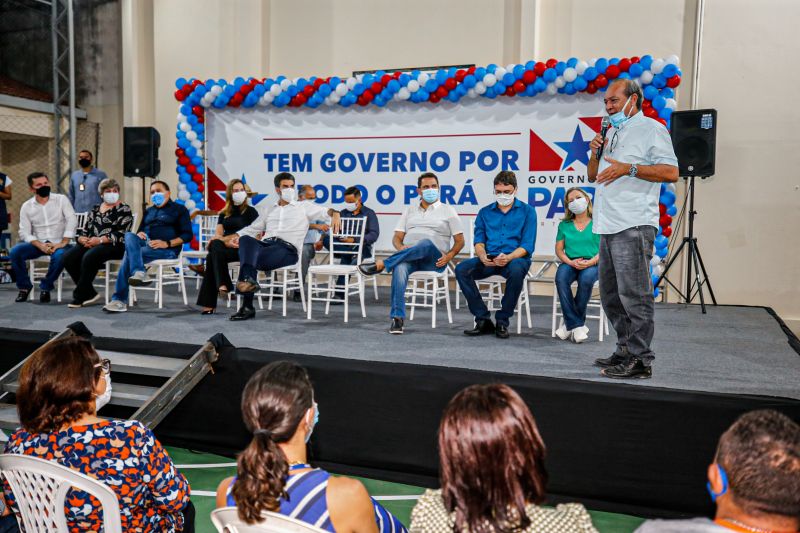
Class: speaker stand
655,176,717,313
140,176,150,221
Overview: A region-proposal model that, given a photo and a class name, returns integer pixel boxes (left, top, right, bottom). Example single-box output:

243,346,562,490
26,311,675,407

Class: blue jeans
112,232,177,302
555,262,599,330
383,239,443,319
455,256,531,327
9,242,73,291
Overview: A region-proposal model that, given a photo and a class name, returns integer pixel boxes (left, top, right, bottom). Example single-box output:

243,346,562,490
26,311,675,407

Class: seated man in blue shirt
103,180,192,312
455,171,537,339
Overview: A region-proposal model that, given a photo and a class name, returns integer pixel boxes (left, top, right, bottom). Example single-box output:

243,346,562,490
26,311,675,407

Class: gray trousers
599,226,656,365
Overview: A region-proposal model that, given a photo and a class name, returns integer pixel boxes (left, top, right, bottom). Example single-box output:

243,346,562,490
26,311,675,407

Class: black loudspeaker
670,109,717,177
123,127,161,177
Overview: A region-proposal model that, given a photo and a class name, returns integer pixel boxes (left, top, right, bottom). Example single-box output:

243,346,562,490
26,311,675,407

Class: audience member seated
215,360,407,533
196,178,258,314
63,178,134,308
635,409,800,533
410,383,598,532
455,171,537,339
103,180,192,313
2,336,193,532
358,172,464,334
293,184,328,303
554,187,601,343
226,172,340,321
10,172,76,304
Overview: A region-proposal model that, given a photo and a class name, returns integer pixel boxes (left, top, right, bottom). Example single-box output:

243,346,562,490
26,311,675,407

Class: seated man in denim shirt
455,171,537,339
358,173,464,334
103,180,192,313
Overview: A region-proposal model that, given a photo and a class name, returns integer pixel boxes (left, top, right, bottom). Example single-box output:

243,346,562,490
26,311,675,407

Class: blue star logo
216,173,269,206
555,126,591,170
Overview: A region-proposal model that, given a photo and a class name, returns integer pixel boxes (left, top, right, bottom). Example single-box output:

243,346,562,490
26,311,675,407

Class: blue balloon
652,74,667,89
533,78,547,92
486,63,498,73
180,104,191,116
176,130,186,140
178,173,191,184
447,91,459,103
567,57,578,68
353,83,365,95
555,62,566,75
195,86,208,97
191,156,203,166
187,181,198,193
417,89,429,101
651,274,660,286
425,79,438,92
502,73,515,86
655,235,668,249
653,287,660,298
296,78,308,89
525,60,536,70
639,55,653,70
652,95,666,110
564,83,576,95
330,76,341,87
253,84,266,97
474,67,487,80
659,107,673,120
398,74,410,85
543,68,557,82
485,87,496,99
661,190,676,206
185,146,197,157
595,58,609,74
662,64,678,78
223,85,236,98
583,67,598,81
524,84,536,96
463,74,477,88
286,85,298,97
175,77,188,89
643,85,659,101
659,87,675,99
435,70,448,84
573,77,588,91
187,115,198,125
234,77,245,87
386,80,400,93
618,72,631,80
656,246,668,258
667,205,677,216
629,63,644,77
513,64,525,79
191,192,202,202
609,57,620,65
494,82,506,94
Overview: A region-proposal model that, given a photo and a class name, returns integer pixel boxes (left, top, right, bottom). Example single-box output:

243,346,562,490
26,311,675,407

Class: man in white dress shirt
10,172,76,303
225,172,341,321
588,79,679,379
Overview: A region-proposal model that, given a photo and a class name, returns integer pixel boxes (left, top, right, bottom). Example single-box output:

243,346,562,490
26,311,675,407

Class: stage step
98,350,186,377
2,381,157,408
0,403,19,432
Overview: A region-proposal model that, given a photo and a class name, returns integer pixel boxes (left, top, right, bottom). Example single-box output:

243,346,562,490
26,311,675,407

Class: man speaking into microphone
588,78,679,379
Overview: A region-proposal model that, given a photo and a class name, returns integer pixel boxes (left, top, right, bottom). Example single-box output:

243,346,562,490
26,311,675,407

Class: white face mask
95,372,112,411
280,187,297,203
495,193,515,207
344,202,357,212
568,197,589,215
103,192,119,205
232,191,247,205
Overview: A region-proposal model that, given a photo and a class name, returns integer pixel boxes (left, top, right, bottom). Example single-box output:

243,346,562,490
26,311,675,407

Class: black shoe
358,262,383,276
601,358,652,379
200,308,216,315
329,300,343,306
594,352,628,367
292,292,302,302
39,291,51,304
495,324,510,339
464,319,495,336
229,306,256,321
389,318,403,334
15,290,30,303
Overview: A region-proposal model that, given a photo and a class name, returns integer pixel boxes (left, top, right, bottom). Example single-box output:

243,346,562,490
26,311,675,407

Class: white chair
211,507,326,533
240,241,309,317
75,211,89,232
551,278,610,341
306,218,366,322
0,454,122,533
128,254,188,309
27,211,89,302
182,213,218,288
405,266,453,328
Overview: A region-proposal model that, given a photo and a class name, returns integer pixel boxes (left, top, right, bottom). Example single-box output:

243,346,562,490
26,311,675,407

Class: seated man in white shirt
358,172,464,334
10,172,76,303
225,172,341,321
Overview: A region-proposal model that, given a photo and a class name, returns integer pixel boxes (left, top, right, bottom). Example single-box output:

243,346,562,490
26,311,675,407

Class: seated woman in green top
555,187,600,343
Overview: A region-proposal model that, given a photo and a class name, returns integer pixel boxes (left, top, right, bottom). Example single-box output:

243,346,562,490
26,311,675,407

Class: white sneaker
128,270,152,286
82,293,103,307
103,300,127,313
572,325,590,343
555,323,572,340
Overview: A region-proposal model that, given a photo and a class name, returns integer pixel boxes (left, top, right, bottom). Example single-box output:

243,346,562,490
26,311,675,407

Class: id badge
79,183,85,191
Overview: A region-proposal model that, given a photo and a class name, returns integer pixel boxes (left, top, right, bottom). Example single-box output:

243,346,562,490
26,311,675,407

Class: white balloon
666,54,680,66
495,67,507,80
178,182,187,191
474,81,487,95
280,78,292,90
588,57,597,67
417,72,429,85
346,77,357,89
467,88,477,98
179,122,191,132
185,199,196,211
407,80,420,93
650,256,661,267
639,70,654,85
397,87,410,100
666,182,677,194
329,93,341,103
554,76,566,89
186,131,197,141
505,63,516,72
200,97,212,108
210,85,223,96
178,190,190,201
651,58,665,74
576,61,589,75
191,139,202,149
665,98,677,110
177,113,187,122
335,83,348,96
483,73,497,87
546,83,557,95
270,84,282,96
563,67,577,82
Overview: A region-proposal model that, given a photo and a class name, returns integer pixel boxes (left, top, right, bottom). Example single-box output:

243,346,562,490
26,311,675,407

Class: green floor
168,447,645,533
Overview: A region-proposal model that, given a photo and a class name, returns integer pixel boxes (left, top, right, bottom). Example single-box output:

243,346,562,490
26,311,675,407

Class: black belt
262,237,298,255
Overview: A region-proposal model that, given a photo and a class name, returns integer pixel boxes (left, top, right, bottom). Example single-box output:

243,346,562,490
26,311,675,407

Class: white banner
206,95,605,255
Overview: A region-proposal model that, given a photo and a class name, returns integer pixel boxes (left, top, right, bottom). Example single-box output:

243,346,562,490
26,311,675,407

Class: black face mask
78,158,91,168
35,186,51,198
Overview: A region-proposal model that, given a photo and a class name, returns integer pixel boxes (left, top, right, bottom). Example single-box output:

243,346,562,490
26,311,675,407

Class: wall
118,0,799,331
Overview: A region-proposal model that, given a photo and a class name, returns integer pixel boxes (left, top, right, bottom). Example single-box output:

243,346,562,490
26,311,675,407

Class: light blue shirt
593,111,678,235
68,167,108,213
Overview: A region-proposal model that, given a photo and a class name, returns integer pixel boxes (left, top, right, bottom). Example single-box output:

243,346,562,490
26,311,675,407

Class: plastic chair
128,254,188,309
211,507,327,533
182,213,219,288
28,256,63,302
405,267,453,328
551,278,610,341
0,454,122,533
306,217,367,322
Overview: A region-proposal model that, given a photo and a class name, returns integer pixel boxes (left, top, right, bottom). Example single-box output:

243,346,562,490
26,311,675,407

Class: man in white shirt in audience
10,172,76,303
225,172,341,321
358,172,464,334
635,409,800,533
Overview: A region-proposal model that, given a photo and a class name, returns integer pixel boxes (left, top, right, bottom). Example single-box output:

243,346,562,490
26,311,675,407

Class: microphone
596,117,610,161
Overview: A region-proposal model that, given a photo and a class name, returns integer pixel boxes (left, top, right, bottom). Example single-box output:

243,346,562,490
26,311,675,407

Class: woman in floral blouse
2,336,192,532
62,178,133,307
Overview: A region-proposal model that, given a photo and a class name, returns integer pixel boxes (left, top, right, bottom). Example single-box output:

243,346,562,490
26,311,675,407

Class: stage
1,282,799,518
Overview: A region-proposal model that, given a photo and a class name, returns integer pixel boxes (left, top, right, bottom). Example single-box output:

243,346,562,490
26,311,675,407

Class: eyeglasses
93,359,111,374
609,130,620,153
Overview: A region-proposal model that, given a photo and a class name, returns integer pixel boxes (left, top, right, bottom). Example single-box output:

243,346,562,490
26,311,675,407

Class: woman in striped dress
216,361,406,533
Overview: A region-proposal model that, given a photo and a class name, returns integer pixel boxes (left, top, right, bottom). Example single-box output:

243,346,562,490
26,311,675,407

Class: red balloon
513,80,526,93
435,87,448,99
662,227,673,238
630,56,640,64
174,89,186,101
294,93,307,106
428,93,441,103
504,86,516,96
659,214,672,228
314,78,325,88
667,75,681,88
230,94,242,107
370,82,382,94
444,78,457,91
522,70,536,85
455,69,467,82
644,107,658,118
192,79,202,87
240,84,253,95
190,238,199,250
192,173,203,183
197,116,204,124
381,74,392,86
657,117,668,127
303,85,315,97
659,203,667,215
192,105,203,116
197,184,204,193
178,156,190,166
357,95,368,106
393,71,403,79
605,65,620,79
643,99,652,108
586,82,597,94
249,78,259,86
186,164,196,174
534,62,546,76
618,58,631,72
175,148,185,157
467,66,476,75
595,75,608,88
545,58,558,69
362,90,374,103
